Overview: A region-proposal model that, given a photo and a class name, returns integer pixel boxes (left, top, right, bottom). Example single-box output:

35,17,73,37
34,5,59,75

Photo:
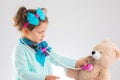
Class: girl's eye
38,31,42,34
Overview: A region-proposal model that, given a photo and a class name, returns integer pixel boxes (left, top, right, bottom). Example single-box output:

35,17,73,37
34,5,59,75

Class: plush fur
66,40,120,80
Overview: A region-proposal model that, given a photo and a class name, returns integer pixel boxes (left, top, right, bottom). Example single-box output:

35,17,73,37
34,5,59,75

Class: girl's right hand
45,75,60,80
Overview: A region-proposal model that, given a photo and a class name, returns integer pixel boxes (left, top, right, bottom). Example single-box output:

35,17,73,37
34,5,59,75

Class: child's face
25,22,48,43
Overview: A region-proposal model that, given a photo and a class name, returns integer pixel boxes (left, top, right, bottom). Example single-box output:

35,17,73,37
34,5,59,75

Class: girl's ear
22,28,29,35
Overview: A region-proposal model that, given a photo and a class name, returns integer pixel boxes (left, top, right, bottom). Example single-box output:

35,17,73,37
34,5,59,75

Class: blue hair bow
27,8,46,26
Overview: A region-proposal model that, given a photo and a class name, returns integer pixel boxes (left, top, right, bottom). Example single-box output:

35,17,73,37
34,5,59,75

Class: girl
12,6,81,80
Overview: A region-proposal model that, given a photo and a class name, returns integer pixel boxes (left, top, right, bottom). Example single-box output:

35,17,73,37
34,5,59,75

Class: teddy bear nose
92,51,95,55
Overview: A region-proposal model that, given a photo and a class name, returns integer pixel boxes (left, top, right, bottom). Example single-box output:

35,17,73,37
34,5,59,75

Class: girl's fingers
53,76,60,79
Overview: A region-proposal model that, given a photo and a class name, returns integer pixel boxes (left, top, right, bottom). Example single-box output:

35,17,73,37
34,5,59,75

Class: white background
0,0,120,80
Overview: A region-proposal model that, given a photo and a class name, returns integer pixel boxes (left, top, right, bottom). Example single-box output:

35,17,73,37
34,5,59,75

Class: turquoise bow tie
27,8,46,26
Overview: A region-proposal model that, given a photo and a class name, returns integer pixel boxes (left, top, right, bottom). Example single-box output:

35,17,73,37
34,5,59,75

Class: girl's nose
41,34,45,38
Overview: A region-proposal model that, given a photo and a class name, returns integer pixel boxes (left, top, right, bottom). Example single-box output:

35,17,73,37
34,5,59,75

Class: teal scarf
19,38,51,66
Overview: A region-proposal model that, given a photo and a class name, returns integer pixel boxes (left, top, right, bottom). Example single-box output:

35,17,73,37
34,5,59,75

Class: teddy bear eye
92,51,95,55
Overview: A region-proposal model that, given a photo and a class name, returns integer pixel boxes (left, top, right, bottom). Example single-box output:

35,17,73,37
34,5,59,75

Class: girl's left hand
75,60,87,68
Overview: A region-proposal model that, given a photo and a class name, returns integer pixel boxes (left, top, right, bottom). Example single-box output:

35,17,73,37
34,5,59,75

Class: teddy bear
66,39,120,80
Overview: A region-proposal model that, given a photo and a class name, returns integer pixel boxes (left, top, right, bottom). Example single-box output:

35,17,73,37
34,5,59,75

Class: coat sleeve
49,50,77,68
12,45,46,80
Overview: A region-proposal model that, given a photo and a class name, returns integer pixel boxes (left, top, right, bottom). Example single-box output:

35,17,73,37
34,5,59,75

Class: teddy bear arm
98,69,110,80
66,69,79,79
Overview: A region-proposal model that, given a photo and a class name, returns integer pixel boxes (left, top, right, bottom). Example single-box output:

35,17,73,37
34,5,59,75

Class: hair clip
23,8,45,28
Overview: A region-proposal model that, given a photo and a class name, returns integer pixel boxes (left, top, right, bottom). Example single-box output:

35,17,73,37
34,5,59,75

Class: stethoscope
20,39,82,70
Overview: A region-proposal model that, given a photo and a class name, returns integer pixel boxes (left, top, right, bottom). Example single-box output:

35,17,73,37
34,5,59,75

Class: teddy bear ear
115,49,120,58
101,38,111,43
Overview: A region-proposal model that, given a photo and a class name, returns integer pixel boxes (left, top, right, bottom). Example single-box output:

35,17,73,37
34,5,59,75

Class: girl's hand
75,60,87,68
45,75,60,80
